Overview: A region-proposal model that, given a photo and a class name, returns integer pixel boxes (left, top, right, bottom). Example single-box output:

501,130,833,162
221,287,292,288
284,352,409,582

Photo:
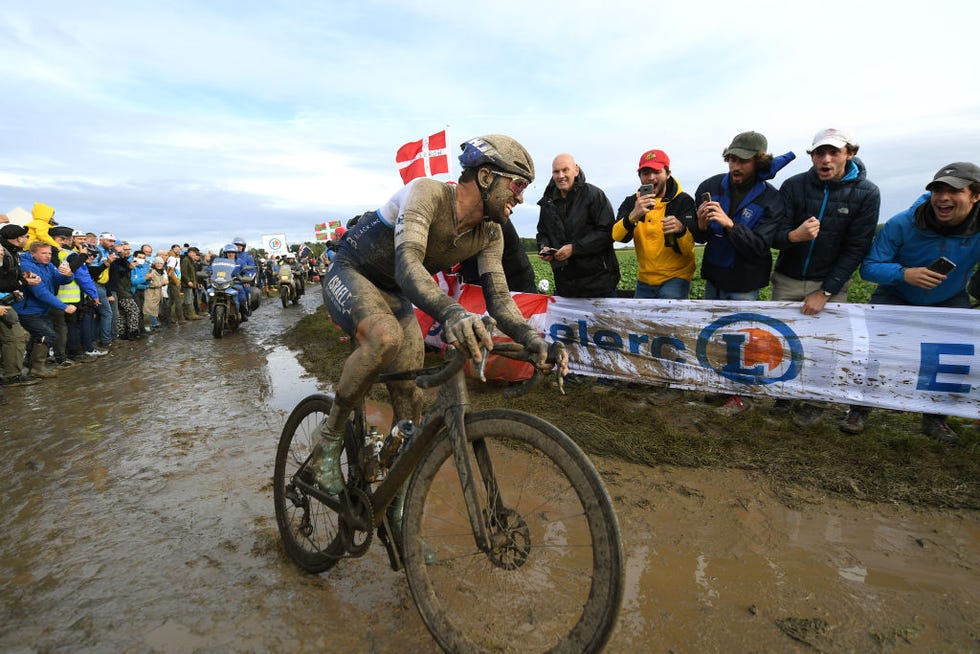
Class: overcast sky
2,1,979,253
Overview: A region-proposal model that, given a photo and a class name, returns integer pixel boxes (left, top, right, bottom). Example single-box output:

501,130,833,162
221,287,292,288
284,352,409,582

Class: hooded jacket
693,152,795,292
26,202,60,249
773,157,880,294
613,176,697,286
861,193,980,305
536,168,620,297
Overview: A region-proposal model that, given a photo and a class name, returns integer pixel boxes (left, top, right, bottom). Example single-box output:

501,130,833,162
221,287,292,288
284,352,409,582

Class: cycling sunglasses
492,170,530,196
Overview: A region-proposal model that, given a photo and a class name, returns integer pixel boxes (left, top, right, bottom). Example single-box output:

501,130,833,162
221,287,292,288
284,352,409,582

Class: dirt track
1,291,977,652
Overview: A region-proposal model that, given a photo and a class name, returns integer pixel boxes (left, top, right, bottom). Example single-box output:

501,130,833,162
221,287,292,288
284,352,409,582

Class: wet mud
1,291,977,652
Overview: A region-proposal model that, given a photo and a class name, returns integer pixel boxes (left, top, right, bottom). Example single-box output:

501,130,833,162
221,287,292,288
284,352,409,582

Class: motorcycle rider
312,134,552,494
232,237,256,311
211,244,249,321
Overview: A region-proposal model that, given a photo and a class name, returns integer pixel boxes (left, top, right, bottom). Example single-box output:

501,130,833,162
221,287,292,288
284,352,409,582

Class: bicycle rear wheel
273,393,352,573
401,409,623,653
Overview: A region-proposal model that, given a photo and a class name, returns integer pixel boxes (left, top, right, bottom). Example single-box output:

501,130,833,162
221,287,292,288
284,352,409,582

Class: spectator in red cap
536,153,620,297
612,149,696,299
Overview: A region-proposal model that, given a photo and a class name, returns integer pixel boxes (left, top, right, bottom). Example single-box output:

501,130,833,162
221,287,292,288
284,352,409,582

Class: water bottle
363,426,385,480
380,420,415,468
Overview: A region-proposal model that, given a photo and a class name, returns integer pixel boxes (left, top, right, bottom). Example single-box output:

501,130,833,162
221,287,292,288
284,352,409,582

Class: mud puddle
0,289,977,653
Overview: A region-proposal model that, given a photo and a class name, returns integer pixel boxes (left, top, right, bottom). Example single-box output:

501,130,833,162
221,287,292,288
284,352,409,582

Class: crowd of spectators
533,128,979,444
0,204,220,402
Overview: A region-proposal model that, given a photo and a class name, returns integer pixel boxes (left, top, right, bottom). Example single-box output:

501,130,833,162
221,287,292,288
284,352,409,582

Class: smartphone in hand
927,256,956,275
539,246,558,257
637,184,655,196
701,192,712,204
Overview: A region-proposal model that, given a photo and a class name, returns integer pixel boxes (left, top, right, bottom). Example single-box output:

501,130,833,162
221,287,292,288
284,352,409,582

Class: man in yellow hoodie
26,202,60,249
612,150,697,299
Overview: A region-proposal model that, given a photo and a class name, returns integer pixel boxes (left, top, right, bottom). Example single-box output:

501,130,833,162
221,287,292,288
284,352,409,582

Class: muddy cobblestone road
1,291,978,653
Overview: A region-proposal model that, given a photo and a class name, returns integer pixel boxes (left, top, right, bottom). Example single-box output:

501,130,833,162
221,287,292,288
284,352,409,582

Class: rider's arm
475,234,537,347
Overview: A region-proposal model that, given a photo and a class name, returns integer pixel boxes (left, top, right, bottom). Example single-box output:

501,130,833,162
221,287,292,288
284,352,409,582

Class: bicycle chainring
338,486,373,557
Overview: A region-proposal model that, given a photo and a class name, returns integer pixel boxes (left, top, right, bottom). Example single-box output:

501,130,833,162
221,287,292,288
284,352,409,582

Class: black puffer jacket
0,239,24,294
773,158,880,294
536,168,620,297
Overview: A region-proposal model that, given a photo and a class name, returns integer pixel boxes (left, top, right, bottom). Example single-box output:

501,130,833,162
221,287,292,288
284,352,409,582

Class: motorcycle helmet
458,134,534,183
232,237,246,248
222,243,237,255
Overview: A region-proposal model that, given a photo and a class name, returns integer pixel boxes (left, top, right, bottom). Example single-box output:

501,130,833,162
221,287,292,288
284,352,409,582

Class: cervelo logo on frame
548,312,804,386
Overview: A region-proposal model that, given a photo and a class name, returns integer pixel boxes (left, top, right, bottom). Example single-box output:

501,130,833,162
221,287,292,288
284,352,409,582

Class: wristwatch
821,289,833,297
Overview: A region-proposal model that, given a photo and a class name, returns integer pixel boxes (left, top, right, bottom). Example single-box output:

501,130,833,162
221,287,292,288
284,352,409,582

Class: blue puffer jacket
131,259,151,290
861,193,980,305
693,152,795,292
774,158,880,294
15,252,73,315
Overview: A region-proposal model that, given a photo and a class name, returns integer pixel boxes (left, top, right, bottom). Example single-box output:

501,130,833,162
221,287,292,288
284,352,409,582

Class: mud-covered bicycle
273,336,624,653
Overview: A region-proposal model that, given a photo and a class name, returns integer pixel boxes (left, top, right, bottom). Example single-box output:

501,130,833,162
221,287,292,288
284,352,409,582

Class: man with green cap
693,131,796,416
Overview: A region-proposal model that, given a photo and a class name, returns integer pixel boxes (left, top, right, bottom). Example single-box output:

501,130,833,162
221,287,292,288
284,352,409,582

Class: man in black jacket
536,153,620,297
0,224,39,386
771,127,880,425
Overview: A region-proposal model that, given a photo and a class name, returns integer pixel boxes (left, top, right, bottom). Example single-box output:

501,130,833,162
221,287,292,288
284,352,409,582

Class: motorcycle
277,264,304,308
241,267,262,312
206,260,249,338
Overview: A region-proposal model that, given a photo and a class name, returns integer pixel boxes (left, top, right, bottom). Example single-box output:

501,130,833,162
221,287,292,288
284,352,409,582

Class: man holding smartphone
845,162,980,442
536,153,620,298
611,149,696,299
692,132,796,416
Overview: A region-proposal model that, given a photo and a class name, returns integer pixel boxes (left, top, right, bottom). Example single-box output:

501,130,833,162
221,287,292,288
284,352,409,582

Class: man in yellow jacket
612,150,697,298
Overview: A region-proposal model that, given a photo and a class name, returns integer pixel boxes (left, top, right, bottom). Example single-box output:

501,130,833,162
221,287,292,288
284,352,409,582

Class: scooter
206,259,247,338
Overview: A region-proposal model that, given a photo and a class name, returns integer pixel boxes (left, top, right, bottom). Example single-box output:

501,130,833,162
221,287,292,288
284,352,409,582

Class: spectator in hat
693,132,795,416
142,257,167,330
0,224,40,385
180,246,205,319
843,162,980,443
49,225,96,366
165,244,187,324
613,148,697,299
14,241,75,378
771,127,880,426
536,153,620,298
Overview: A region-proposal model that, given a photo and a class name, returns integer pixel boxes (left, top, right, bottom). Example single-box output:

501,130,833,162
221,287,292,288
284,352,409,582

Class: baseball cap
72,229,85,237
808,128,857,152
49,226,75,238
926,162,980,191
723,131,768,160
99,232,116,241
0,224,29,239
637,149,670,172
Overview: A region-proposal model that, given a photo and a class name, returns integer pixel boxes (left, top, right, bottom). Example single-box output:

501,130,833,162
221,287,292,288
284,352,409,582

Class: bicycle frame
293,355,496,552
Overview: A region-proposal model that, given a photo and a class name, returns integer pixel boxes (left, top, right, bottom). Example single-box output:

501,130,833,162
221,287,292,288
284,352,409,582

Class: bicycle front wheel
402,409,623,653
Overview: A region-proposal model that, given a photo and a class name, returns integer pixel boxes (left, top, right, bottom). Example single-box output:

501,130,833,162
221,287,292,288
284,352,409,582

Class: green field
528,246,875,302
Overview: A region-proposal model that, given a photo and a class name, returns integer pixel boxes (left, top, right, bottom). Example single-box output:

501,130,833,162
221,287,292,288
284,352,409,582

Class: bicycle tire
273,393,351,573
401,409,623,653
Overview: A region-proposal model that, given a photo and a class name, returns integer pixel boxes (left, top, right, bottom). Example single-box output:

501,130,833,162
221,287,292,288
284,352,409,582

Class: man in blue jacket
15,241,75,378
771,128,880,426
847,162,980,443
694,131,795,416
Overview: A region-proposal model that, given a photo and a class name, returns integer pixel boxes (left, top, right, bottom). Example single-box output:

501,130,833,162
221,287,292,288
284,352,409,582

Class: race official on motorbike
212,243,249,321
312,134,550,494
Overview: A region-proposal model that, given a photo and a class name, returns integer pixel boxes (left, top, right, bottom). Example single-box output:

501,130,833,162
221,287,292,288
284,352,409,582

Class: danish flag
395,130,450,184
